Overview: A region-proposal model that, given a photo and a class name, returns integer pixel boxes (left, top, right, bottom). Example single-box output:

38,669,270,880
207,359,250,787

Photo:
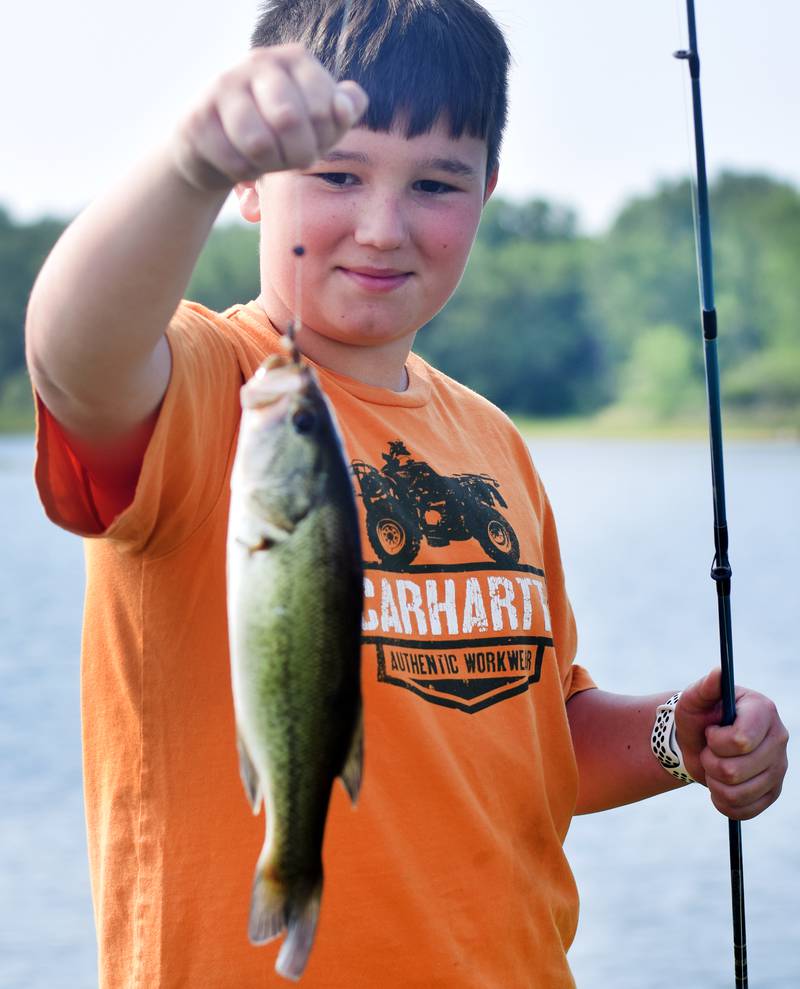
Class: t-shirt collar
237,300,432,408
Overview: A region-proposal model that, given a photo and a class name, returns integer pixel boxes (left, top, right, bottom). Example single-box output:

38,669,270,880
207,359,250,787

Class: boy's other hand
172,44,369,192
676,668,789,820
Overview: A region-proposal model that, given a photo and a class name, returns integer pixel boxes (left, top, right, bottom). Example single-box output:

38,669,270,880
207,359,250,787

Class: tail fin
249,865,322,982
248,868,288,946
275,883,322,982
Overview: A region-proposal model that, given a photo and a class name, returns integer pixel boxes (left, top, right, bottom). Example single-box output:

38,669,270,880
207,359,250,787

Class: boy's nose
353,194,408,251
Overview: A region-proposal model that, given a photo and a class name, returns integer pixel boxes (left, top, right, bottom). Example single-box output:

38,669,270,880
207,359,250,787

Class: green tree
0,207,65,379
188,222,260,312
478,197,579,248
418,229,608,416
722,347,800,414
0,367,34,432
2,170,799,430
619,323,704,420
589,172,800,418
713,173,800,361
588,178,700,377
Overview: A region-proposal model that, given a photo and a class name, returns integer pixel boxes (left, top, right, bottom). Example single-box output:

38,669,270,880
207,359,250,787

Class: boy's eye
415,180,456,195
315,173,457,194
318,172,358,187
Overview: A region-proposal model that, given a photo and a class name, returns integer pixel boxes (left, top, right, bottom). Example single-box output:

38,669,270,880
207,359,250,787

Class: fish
226,352,363,982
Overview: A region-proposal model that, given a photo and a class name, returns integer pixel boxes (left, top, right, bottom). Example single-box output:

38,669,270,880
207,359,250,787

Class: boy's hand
676,668,789,820
172,44,369,192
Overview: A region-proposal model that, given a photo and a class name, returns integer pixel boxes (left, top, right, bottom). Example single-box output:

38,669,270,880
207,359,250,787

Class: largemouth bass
226,353,363,981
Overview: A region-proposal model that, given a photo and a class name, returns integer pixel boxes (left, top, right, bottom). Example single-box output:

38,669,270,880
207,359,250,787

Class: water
535,438,800,989
1,435,797,988
0,437,94,986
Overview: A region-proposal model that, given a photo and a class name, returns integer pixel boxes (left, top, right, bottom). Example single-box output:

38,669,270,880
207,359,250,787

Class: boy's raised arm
25,45,367,460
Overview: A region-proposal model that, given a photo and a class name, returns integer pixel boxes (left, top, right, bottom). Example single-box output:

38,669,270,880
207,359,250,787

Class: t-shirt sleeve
34,304,244,556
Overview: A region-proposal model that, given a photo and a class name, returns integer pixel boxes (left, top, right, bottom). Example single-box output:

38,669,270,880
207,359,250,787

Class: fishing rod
673,2,747,986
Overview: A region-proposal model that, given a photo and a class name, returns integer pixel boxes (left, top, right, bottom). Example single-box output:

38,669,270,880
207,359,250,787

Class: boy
25,1,788,986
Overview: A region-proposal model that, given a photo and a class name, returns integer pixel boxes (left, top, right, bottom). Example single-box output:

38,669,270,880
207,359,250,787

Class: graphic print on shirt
351,441,553,713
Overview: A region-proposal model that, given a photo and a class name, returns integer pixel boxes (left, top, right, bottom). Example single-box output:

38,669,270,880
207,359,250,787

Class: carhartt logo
361,563,552,713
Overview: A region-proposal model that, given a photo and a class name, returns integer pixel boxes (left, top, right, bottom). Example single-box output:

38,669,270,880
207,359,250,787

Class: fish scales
227,354,363,982
239,504,359,866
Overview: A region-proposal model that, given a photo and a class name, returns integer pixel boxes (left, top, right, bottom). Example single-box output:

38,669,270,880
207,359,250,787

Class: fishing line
334,0,355,77
674,0,702,307
288,0,355,363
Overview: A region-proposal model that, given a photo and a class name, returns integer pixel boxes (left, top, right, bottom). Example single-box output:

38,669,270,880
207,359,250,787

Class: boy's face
238,120,497,367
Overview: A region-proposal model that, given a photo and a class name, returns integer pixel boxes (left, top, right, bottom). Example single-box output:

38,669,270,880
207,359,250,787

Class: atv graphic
351,441,520,568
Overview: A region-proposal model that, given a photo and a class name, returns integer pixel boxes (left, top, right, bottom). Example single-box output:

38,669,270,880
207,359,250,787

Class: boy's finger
706,767,783,821
704,694,777,758
217,88,283,174
251,69,321,169
284,56,353,152
178,105,258,189
705,722,766,759
333,81,369,129
700,738,774,788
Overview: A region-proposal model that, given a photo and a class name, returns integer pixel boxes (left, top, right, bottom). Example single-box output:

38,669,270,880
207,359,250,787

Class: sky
3,0,798,233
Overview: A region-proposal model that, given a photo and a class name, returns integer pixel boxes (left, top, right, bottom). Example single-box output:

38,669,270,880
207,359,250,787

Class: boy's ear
483,167,499,205
236,181,261,223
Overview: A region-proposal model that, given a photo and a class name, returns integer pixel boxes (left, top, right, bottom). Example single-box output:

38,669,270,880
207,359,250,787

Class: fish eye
292,408,316,434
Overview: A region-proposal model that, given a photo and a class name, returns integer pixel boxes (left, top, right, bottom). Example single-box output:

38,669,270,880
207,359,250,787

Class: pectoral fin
237,732,262,813
236,536,275,555
339,706,363,806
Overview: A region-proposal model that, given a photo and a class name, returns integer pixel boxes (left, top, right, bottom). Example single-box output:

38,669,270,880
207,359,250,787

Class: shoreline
516,422,798,444
2,419,798,444
512,409,800,443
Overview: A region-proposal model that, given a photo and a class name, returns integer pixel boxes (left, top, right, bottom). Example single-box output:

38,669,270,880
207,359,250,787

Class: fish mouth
242,356,315,411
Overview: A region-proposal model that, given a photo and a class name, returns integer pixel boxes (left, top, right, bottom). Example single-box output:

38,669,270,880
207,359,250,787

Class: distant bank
3,406,797,443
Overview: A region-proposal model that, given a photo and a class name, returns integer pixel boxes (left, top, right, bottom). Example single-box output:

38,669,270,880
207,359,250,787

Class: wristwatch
651,692,697,784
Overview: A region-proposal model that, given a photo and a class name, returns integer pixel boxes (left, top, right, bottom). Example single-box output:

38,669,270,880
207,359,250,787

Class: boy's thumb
680,667,723,714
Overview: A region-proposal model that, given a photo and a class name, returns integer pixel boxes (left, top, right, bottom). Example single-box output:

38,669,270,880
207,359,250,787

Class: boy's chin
303,316,417,351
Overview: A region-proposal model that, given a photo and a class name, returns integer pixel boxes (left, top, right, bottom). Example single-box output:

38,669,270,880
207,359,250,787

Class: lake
1,434,797,988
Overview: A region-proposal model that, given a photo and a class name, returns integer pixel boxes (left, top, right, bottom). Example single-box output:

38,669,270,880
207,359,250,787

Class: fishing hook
288,0,355,365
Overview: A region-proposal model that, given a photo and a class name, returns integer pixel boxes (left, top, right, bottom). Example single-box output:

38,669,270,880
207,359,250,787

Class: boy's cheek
432,229,480,284
428,208,483,260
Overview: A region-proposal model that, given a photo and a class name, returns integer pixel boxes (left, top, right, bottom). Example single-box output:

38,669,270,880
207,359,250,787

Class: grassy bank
512,406,800,442
0,371,34,434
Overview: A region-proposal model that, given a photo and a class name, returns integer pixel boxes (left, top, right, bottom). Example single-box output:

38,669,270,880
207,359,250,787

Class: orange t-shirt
35,300,595,988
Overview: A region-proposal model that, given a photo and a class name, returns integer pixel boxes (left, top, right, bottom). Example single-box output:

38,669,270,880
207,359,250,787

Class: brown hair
251,0,511,178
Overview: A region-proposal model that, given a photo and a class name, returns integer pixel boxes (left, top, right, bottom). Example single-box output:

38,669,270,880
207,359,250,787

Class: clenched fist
676,668,789,820
172,44,369,192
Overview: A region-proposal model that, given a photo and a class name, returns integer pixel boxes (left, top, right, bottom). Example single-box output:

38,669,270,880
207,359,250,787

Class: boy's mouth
337,266,412,293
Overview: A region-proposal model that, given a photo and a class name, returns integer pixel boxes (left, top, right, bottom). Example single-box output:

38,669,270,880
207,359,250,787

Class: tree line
2,171,798,430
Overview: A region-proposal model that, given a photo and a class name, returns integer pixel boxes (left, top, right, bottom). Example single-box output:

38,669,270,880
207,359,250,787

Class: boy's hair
251,0,510,178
